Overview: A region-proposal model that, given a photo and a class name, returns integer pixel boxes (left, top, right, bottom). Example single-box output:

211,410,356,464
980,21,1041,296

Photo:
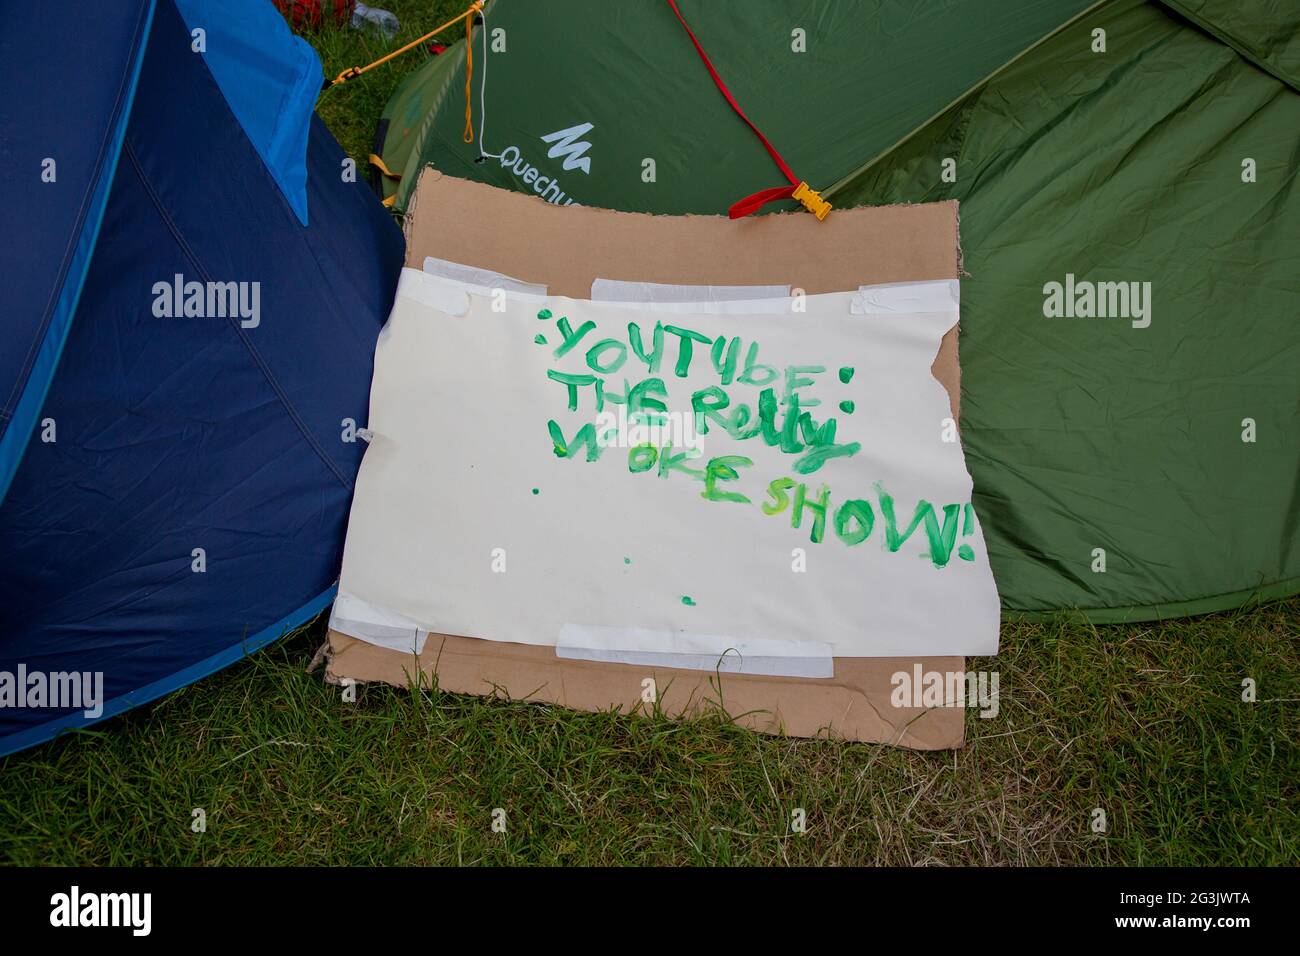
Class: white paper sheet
337,270,999,658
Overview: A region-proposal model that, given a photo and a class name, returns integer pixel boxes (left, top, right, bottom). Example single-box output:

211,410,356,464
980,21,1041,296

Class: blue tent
0,0,404,756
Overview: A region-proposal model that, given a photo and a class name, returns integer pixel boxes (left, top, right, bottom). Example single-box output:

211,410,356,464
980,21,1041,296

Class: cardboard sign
328,171,977,749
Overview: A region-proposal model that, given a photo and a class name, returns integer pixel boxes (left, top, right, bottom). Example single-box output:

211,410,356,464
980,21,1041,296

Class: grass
1,6,1297,867
1,599,1295,865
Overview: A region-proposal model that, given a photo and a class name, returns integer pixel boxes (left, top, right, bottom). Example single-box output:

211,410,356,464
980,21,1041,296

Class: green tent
375,0,1299,622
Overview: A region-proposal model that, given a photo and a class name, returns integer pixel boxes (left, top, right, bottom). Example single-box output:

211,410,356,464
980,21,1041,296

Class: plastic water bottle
351,2,399,39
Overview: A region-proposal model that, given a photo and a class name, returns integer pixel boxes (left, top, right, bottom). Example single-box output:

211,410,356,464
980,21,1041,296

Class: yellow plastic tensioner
792,181,832,221
368,153,400,180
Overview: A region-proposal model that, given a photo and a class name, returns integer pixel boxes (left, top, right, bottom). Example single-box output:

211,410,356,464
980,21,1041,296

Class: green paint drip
839,400,855,414
537,309,552,320
958,544,975,561
533,334,547,345
623,557,631,565
681,595,696,606
838,366,855,383
531,488,540,495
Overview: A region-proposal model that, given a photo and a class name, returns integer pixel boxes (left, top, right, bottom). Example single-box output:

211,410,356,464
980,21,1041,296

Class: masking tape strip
330,591,428,656
422,255,549,297
852,279,960,315
556,624,834,678
591,278,791,304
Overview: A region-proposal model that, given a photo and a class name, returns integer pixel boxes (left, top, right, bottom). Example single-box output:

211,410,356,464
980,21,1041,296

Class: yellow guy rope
327,1,484,144
461,6,477,142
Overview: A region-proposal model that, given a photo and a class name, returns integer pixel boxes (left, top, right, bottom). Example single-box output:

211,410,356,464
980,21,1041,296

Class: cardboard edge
325,630,967,750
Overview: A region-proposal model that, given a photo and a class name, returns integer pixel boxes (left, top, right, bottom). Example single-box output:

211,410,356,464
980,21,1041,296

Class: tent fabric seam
826,0,1298,200
0,1,155,418
825,0,1117,198
173,0,321,226
121,140,355,492
259,34,319,226
0,0,158,505
1155,0,1299,92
